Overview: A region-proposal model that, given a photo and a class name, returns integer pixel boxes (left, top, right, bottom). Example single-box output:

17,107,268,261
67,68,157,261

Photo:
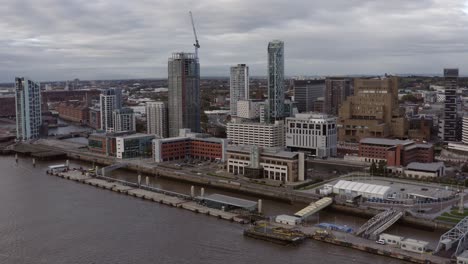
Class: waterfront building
338,76,408,142
285,113,337,158
88,107,101,130
15,77,42,141
0,96,16,118
293,79,325,113
153,129,228,163
388,162,445,178
324,78,352,116
116,133,155,159
226,145,305,182
146,101,168,138
230,64,249,116
441,68,459,141
168,52,200,137
100,88,122,132
226,120,284,147
358,138,434,166
56,101,89,124
113,108,136,133
267,40,285,122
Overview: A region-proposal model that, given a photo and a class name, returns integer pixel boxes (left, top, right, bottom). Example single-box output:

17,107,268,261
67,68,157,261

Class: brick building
153,129,229,162
358,138,434,167
56,101,89,124
88,107,101,130
0,96,16,117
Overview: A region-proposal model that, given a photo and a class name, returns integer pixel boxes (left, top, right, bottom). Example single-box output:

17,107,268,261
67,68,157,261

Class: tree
370,162,377,176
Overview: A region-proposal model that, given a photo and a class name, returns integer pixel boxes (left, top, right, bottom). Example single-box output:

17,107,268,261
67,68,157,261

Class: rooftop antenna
189,11,200,60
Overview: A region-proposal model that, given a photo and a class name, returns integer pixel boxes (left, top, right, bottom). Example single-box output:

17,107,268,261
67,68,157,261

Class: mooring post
145,176,149,186
190,186,195,197
32,158,36,167
258,199,262,214
138,174,141,187
200,187,205,197
15,153,18,164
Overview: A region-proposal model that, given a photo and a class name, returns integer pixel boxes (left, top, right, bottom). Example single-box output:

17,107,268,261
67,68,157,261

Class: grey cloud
0,0,467,82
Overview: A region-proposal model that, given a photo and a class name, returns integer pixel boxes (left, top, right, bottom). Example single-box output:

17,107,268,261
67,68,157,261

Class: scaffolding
436,217,468,257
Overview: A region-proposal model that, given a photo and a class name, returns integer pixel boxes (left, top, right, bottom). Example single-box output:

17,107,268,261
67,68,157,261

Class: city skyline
1,0,468,82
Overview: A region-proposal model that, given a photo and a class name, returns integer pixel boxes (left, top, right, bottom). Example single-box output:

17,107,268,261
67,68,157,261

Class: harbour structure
15,77,42,141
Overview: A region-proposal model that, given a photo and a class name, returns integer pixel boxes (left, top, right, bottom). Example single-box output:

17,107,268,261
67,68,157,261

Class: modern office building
113,108,136,133
230,64,249,116
116,133,155,159
293,79,325,113
236,99,265,120
324,78,352,116
285,113,337,158
338,76,408,142
267,40,285,122
441,68,459,141
227,120,284,147
168,52,200,137
153,129,229,163
100,88,122,132
226,145,305,182
15,77,42,141
146,101,168,138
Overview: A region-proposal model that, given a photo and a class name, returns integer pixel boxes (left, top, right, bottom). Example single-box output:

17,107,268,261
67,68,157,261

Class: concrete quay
50,169,249,224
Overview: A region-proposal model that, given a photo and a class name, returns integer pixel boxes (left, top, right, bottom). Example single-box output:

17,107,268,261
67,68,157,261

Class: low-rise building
116,133,155,159
400,238,429,254
56,101,89,124
227,120,284,147
226,145,305,182
379,233,403,246
332,180,390,199
285,112,337,158
153,129,229,162
358,138,434,166
389,162,445,178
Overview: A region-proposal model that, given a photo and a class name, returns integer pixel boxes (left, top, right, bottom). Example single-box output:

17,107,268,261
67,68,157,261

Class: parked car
376,239,386,245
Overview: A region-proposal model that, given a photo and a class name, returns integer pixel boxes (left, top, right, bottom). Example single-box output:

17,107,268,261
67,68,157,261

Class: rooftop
227,145,298,159
360,138,414,146
117,133,155,139
406,162,444,172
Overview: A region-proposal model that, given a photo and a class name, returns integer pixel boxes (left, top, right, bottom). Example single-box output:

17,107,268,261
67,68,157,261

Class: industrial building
153,129,229,162
338,76,408,142
285,113,337,158
226,145,305,182
56,101,89,124
227,120,284,147
332,180,390,199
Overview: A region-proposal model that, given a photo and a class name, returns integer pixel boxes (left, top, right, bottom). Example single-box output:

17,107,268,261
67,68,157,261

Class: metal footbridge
294,197,333,219
356,209,404,240
435,216,468,258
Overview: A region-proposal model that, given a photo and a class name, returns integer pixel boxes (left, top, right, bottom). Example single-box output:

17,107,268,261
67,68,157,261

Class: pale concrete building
227,120,284,147
146,101,168,138
230,64,249,116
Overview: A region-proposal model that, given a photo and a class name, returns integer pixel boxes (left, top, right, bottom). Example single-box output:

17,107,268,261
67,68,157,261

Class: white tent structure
332,180,390,199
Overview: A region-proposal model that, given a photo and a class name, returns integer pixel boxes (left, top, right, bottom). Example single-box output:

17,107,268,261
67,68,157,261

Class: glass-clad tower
267,40,285,123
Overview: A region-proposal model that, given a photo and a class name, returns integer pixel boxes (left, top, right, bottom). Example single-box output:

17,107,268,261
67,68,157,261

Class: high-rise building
293,79,325,113
230,64,249,116
441,68,459,142
463,115,468,145
15,77,42,141
113,108,135,133
100,88,122,132
267,40,285,122
338,76,407,142
285,113,337,158
324,78,352,116
168,52,200,137
236,99,265,120
146,101,168,138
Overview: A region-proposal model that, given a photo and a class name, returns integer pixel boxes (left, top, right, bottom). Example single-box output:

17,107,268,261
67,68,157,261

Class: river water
0,155,443,264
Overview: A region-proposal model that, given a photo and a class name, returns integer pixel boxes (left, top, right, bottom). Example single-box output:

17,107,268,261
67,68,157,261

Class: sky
1,0,468,82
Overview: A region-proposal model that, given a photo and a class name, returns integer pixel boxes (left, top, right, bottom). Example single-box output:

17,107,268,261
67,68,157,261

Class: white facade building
100,88,122,132
236,99,264,120
227,120,284,147
230,64,249,116
113,108,136,133
146,101,168,138
285,113,337,158
15,77,42,141
332,180,390,199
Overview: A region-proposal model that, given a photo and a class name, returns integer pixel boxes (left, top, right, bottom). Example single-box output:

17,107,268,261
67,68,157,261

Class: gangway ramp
356,209,403,239
101,163,128,176
294,197,333,219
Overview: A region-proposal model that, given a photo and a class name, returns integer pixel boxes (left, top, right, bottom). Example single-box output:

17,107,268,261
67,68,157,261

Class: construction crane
189,11,200,60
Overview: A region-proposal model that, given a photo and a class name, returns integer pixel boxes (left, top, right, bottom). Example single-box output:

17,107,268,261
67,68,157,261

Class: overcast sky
1,0,468,82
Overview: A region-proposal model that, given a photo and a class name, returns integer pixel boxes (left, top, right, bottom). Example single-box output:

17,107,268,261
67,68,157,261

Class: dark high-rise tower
324,78,352,116
267,40,284,123
442,68,458,141
168,52,200,137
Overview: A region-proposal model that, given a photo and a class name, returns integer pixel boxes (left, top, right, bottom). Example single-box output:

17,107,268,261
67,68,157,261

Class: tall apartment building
441,68,459,141
338,76,408,142
113,108,135,133
463,115,468,144
168,52,200,137
236,99,265,120
324,78,352,116
230,64,249,116
146,101,168,138
293,79,325,113
285,113,337,158
267,40,285,122
227,120,284,147
15,77,42,141
100,88,122,132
